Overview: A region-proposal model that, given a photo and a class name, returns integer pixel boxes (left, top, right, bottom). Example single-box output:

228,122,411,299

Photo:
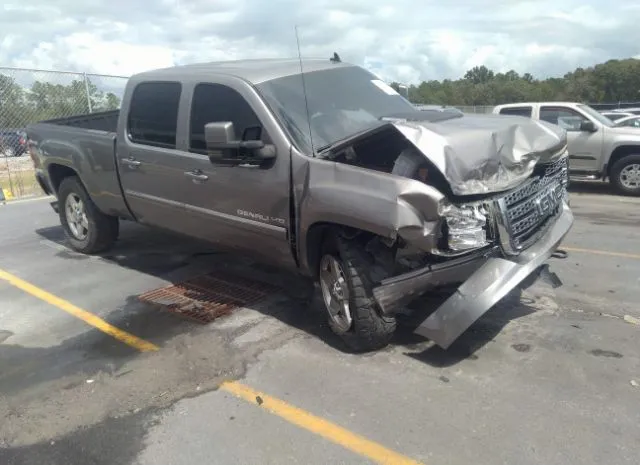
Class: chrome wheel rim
620,163,640,189
319,254,352,333
65,193,89,240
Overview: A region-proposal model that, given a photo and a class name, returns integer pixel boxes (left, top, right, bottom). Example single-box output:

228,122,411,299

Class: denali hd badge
237,209,286,225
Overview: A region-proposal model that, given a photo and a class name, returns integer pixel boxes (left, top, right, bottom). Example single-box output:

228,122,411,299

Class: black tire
58,176,119,254
318,233,396,352
610,154,640,196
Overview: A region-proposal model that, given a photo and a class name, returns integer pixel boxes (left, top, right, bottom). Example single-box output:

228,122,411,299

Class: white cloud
1,0,639,85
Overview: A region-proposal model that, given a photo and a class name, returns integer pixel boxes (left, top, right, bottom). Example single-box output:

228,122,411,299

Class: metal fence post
83,72,93,113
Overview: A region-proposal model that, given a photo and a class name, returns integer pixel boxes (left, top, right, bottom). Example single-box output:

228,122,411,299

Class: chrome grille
495,157,568,254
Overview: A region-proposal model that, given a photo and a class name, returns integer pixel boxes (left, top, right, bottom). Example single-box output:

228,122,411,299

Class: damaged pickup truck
27,58,574,352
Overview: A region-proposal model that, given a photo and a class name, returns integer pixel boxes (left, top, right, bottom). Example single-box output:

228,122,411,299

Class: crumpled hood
391,113,567,196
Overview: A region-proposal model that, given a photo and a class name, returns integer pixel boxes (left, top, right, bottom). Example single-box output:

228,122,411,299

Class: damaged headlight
438,201,491,252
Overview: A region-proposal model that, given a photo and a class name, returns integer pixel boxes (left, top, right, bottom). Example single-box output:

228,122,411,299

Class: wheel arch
48,163,81,194
607,145,640,178
305,222,378,279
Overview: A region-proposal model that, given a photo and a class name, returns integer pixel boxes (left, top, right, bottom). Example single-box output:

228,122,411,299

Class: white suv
493,102,640,196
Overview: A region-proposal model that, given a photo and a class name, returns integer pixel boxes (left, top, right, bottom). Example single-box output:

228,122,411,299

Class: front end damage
373,199,573,349
313,111,573,349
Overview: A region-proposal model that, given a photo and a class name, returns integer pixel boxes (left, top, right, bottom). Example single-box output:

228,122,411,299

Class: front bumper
373,202,574,349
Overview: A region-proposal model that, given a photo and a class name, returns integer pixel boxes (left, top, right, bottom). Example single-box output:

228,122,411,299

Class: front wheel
610,154,640,196
318,234,396,352
58,176,119,254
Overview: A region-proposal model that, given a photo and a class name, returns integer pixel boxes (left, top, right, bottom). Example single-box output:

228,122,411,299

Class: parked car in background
613,115,640,128
599,111,634,122
0,129,27,157
493,102,640,196
611,107,640,116
414,104,463,115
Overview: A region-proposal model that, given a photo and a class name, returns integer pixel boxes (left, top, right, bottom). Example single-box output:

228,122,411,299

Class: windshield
578,104,614,127
255,65,416,153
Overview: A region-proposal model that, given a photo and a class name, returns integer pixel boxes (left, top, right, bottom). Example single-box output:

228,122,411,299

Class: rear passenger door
117,81,194,231
176,81,296,269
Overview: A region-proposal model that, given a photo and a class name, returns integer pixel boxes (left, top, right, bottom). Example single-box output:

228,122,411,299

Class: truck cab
493,102,640,195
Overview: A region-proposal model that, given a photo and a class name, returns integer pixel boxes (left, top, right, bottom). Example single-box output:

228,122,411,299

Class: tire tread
58,176,119,254
610,154,640,196
332,235,396,352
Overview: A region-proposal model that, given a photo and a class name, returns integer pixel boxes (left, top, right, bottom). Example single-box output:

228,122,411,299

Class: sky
1,0,639,85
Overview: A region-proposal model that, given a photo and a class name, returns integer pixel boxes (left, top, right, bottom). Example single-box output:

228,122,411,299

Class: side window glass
190,83,263,152
540,107,588,131
128,82,181,148
500,107,532,117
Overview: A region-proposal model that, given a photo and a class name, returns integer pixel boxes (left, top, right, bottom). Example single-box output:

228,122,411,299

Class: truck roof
131,58,355,85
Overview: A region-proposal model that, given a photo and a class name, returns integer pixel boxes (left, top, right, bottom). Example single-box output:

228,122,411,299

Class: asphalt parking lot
1,182,639,465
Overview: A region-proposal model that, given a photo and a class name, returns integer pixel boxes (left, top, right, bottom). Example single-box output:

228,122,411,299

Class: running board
570,174,600,181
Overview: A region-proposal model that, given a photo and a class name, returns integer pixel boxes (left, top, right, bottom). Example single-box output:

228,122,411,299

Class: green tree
464,65,495,85
409,57,640,106
0,75,29,127
27,77,121,121
0,73,122,129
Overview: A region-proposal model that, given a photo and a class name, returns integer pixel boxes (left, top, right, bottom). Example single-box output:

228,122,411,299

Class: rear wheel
318,233,396,352
610,154,640,196
58,176,119,254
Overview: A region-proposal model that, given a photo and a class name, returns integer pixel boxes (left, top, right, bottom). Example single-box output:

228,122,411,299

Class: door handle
184,169,209,182
121,157,141,167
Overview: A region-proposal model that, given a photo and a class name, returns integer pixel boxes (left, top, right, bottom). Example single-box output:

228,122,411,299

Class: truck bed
26,110,133,219
39,110,119,133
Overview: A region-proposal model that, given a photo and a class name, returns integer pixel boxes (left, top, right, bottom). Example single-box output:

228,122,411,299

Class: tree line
0,74,121,128
391,58,640,106
3,57,639,129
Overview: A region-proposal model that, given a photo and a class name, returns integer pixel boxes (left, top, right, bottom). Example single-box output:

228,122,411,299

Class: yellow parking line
0,268,158,352
221,381,425,465
563,246,640,261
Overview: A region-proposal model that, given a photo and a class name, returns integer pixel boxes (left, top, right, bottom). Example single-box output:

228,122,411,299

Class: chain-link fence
453,105,495,114
0,67,128,200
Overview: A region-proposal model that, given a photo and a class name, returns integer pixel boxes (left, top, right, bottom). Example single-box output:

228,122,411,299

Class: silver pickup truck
27,59,573,352
493,102,640,196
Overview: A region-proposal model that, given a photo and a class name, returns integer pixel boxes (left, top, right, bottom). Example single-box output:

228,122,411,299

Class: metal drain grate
137,270,280,323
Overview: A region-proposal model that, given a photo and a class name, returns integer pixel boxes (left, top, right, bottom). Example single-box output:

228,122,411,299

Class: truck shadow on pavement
568,180,617,196
33,223,539,369
396,291,538,367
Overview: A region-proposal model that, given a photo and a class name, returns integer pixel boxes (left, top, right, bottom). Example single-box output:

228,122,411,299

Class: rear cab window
499,106,533,118
127,81,182,148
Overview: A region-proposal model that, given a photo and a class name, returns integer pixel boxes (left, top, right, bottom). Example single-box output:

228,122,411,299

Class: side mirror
580,120,597,132
204,121,275,163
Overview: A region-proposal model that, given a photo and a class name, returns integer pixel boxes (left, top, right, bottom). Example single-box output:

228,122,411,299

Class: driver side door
174,81,296,270
539,105,603,173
